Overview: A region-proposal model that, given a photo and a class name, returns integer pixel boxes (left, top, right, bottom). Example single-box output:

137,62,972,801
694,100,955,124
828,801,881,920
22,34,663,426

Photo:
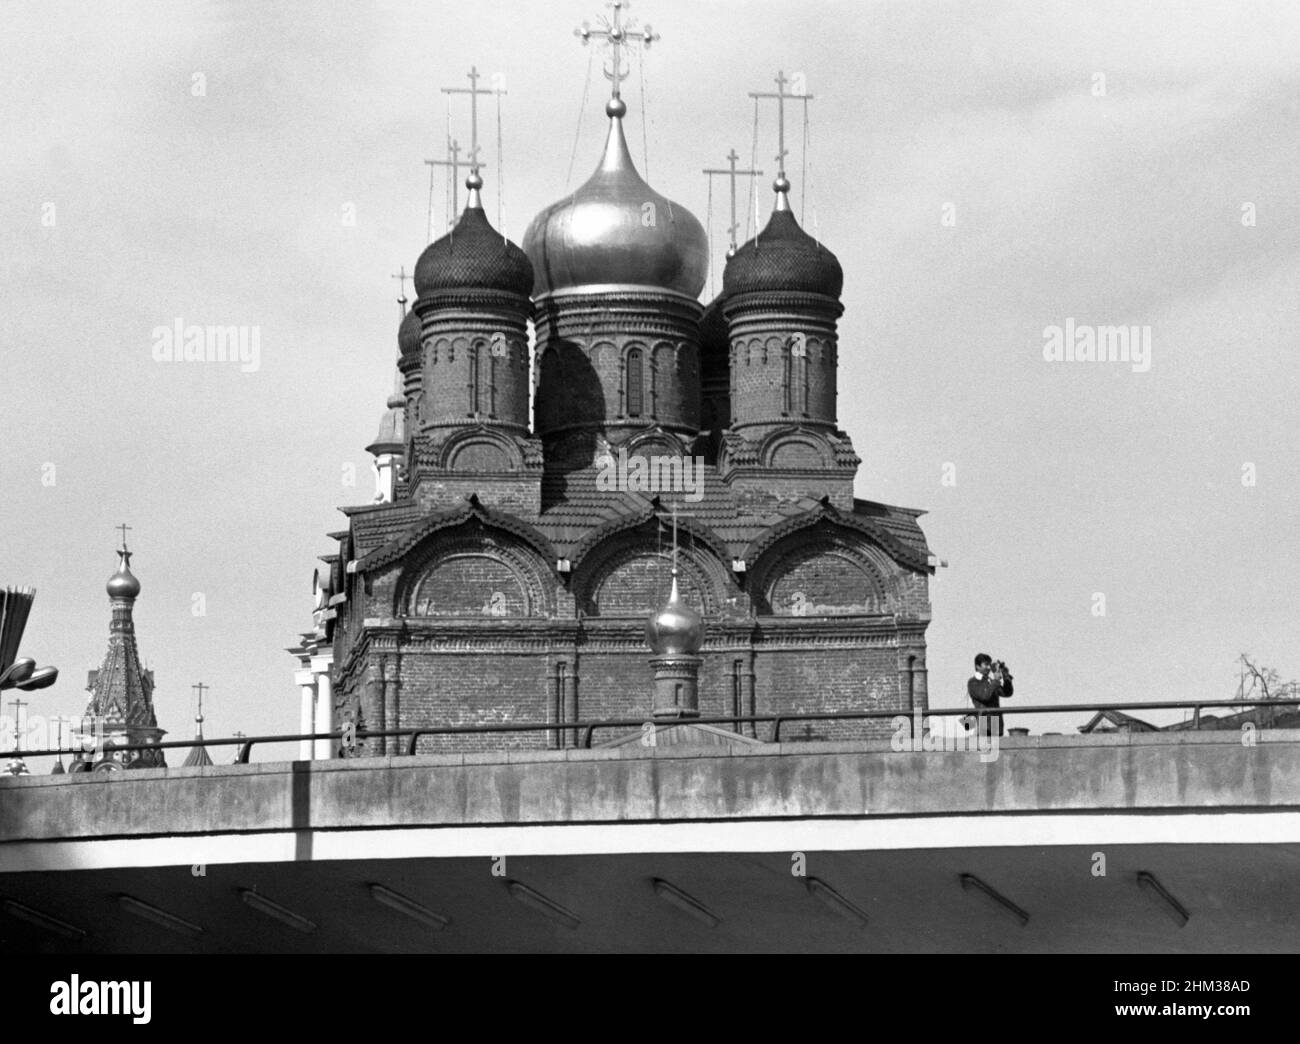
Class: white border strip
4,812,1300,873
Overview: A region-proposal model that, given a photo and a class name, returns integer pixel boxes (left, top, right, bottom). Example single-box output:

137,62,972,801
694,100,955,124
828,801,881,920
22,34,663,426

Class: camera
992,659,1013,680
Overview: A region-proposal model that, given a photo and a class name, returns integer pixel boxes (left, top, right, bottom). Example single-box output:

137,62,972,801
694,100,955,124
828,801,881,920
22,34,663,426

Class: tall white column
293,669,316,760
311,655,334,760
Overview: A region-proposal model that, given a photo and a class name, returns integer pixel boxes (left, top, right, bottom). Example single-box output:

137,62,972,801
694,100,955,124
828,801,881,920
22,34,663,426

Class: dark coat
967,674,1013,736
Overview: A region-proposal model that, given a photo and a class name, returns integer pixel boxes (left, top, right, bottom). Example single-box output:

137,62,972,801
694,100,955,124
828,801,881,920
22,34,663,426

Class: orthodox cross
7,697,27,746
440,65,502,177
655,499,702,577
575,1,659,101
703,148,764,254
391,265,409,308
425,137,467,226
748,70,815,184
192,681,208,720
116,522,132,551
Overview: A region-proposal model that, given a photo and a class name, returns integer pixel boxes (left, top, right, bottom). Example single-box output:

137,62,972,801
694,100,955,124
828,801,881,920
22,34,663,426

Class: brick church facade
297,83,933,754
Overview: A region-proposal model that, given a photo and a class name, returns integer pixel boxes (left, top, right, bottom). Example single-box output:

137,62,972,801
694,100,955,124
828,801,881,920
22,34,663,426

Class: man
966,653,1013,738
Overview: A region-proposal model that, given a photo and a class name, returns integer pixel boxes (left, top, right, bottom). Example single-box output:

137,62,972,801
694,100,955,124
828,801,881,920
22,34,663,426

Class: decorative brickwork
314,119,934,755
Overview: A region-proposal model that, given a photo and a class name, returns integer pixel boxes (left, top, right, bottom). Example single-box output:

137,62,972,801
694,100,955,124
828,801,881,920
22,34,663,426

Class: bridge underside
1,837,1295,953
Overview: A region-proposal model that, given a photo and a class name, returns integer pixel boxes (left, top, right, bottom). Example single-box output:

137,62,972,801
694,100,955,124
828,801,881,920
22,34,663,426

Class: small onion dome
368,409,403,456
645,574,704,656
367,367,406,457
523,105,708,299
182,720,214,768
106,550,140,599
414,195,533,299
723,198,843,299
398,307,421,358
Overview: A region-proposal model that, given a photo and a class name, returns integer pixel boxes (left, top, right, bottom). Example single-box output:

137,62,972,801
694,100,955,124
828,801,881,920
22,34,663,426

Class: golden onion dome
523,102,708,299
645,573,704,656
106,550,140,599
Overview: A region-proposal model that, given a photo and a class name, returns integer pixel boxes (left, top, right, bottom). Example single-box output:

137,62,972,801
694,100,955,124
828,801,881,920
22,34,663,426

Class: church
294,31,934,755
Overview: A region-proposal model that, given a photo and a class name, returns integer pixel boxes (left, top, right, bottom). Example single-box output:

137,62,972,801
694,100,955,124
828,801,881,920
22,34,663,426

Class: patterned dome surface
414,203,533,298
723,206,843,298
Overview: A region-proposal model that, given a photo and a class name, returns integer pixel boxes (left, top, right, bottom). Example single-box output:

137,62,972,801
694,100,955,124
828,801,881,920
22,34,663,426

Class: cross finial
670,501,679,579
441,64,504,187
575,1,659,108
703,148,764,254
192,681,209,722
425,137,468,230
7,697,28,746
391,265,409,307
116,522,132,552
748,69,815,200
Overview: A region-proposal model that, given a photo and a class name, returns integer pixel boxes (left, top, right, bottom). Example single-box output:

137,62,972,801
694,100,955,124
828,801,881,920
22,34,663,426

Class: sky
2,0,1298,763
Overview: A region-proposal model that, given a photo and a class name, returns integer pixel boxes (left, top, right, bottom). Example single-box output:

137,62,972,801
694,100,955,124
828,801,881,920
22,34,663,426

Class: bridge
2,718,1298,953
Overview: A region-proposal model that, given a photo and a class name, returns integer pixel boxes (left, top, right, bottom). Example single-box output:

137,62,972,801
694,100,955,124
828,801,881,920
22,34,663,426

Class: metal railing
5,698,1300,765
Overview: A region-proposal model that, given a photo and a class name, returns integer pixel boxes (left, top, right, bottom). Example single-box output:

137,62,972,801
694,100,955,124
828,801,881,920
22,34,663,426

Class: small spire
107,532,141,601
183,682,213,767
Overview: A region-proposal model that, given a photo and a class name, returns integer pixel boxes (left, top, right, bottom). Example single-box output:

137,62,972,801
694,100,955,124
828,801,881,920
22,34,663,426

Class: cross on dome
748,69,815,201
575,1,659,113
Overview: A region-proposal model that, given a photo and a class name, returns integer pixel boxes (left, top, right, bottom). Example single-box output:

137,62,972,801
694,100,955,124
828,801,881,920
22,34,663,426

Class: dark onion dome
414,189,533,299
645,574,704,656
523,101,708,299
723,194,843,299
397,306,421,358
106,550,140,599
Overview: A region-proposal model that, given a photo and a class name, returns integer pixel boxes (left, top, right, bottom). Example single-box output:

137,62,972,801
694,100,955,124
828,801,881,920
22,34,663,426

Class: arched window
468,342,480,415
782,337,809,416
626,348,644,417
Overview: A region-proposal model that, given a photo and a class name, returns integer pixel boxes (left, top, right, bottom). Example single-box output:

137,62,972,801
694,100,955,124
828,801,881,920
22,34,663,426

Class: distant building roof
1078,709,1159,734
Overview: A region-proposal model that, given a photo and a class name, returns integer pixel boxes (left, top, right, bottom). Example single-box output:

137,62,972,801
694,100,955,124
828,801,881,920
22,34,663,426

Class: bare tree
1237,654,1300,725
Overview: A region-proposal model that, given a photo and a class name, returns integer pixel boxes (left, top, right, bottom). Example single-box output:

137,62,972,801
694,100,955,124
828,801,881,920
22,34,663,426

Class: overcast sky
2,0,1298,758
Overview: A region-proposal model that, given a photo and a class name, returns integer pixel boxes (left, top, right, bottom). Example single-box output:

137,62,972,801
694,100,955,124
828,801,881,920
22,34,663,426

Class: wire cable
565,46,595,190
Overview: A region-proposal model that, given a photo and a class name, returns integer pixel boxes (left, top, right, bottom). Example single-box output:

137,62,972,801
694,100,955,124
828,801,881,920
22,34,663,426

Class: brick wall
398,651,551,753
754,646,903,740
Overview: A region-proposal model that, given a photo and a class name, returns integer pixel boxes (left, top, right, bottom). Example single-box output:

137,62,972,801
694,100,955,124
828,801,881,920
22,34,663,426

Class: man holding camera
966,653,1013,738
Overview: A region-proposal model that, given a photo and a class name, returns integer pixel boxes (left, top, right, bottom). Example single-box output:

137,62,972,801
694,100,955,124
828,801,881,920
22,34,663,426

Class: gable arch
439,426,524,472
575,532,725,618
394,515,555,618
758,429,834,469
747,523,898,616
